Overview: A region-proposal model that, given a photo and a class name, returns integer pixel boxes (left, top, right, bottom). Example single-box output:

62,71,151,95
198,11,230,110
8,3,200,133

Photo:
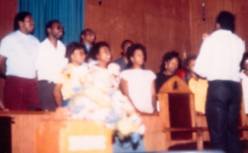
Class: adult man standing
0,12,40,110
36,20,67,111
194,11,245,153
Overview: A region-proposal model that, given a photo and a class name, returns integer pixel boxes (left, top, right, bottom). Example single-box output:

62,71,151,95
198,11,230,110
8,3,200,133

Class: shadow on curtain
18,0,84,44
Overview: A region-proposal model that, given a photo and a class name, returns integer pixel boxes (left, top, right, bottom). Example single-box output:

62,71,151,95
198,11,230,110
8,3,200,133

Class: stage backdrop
18,0,84,44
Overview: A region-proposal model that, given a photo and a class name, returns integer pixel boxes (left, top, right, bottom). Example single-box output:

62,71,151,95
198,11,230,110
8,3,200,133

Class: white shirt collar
43,38,64,50
16,30,31,38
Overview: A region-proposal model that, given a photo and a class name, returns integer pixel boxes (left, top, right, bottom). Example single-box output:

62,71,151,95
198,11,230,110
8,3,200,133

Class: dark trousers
4,76,39,110
38,80,57,111
206,80,241,153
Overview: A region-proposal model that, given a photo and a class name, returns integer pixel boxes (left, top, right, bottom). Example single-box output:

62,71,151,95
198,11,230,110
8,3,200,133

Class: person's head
126,43,147,69
90,41,111,65
185,54,197,72
160,51,180,75
14,11,34,34
80,28,96,44
216,11,235,32
66,42,87,65
45,20,63,40
240,52,248,71
121,39,133,56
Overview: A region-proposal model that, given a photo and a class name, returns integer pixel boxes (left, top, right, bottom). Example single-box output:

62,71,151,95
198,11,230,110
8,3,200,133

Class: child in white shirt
120,43,156,114
53,42,88,106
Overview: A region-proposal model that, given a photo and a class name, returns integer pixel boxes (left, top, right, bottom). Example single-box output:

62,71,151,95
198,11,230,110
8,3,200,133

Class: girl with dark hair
88,41,111,64
240,52,248,114
155,51,180,92
120,43,156,114
118,43,156,152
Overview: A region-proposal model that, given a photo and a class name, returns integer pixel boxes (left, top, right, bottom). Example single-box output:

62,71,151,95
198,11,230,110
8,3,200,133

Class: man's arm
194,38,212,78
53,83,63,107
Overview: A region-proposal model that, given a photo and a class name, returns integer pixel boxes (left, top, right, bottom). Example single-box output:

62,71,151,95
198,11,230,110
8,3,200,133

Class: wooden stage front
0,111,168,153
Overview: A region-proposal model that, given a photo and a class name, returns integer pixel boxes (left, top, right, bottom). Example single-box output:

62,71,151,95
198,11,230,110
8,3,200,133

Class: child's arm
120,79,130,99
53,83,63,107
151,80,157,113
120,79,137,110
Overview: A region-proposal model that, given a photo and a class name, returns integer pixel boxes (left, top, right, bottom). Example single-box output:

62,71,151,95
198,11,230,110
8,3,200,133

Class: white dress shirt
120,69,156,113
36,38,67,83
194,29,245,82
0,30,40,79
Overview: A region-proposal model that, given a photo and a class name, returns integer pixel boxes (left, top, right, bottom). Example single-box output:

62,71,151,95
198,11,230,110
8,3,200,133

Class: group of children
54,41,149,150
55,36,248,118
52,39,209,151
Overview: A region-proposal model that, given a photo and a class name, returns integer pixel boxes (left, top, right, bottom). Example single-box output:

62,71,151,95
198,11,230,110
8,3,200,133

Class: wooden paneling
1,0,248,69
85,0,190,71
0,0,17,104
0,0,17,39
189,0,248,53
140,114,167,151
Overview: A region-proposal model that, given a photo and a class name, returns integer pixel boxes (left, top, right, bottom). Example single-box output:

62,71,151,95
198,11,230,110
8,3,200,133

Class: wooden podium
158,76,207,150
36,119,113,153
0,111,113,153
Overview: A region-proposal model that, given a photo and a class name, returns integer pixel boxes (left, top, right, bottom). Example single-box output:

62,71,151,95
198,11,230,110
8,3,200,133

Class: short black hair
120,39,133,56
240,52,248,70
159,51,180,73
121,39,133,50
66,42,87,62
88,41,110,60
80,28,95,36
45,19,61,36
14,11,32,30
126,43,147,68
80,28,95,43
216,11,235,32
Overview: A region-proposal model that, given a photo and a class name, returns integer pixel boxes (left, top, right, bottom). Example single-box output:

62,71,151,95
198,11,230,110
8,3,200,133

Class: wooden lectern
158,76,207,150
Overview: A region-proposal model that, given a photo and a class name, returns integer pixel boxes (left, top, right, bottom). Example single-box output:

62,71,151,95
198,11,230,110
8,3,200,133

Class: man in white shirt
0,12,40,110
194,11,245,153
36,20,66,111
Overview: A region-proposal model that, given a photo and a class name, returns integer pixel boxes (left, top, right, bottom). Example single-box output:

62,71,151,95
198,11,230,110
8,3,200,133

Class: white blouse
120,69,156,113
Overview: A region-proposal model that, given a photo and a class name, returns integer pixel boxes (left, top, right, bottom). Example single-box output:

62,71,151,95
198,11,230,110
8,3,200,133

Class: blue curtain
18,0,84,44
